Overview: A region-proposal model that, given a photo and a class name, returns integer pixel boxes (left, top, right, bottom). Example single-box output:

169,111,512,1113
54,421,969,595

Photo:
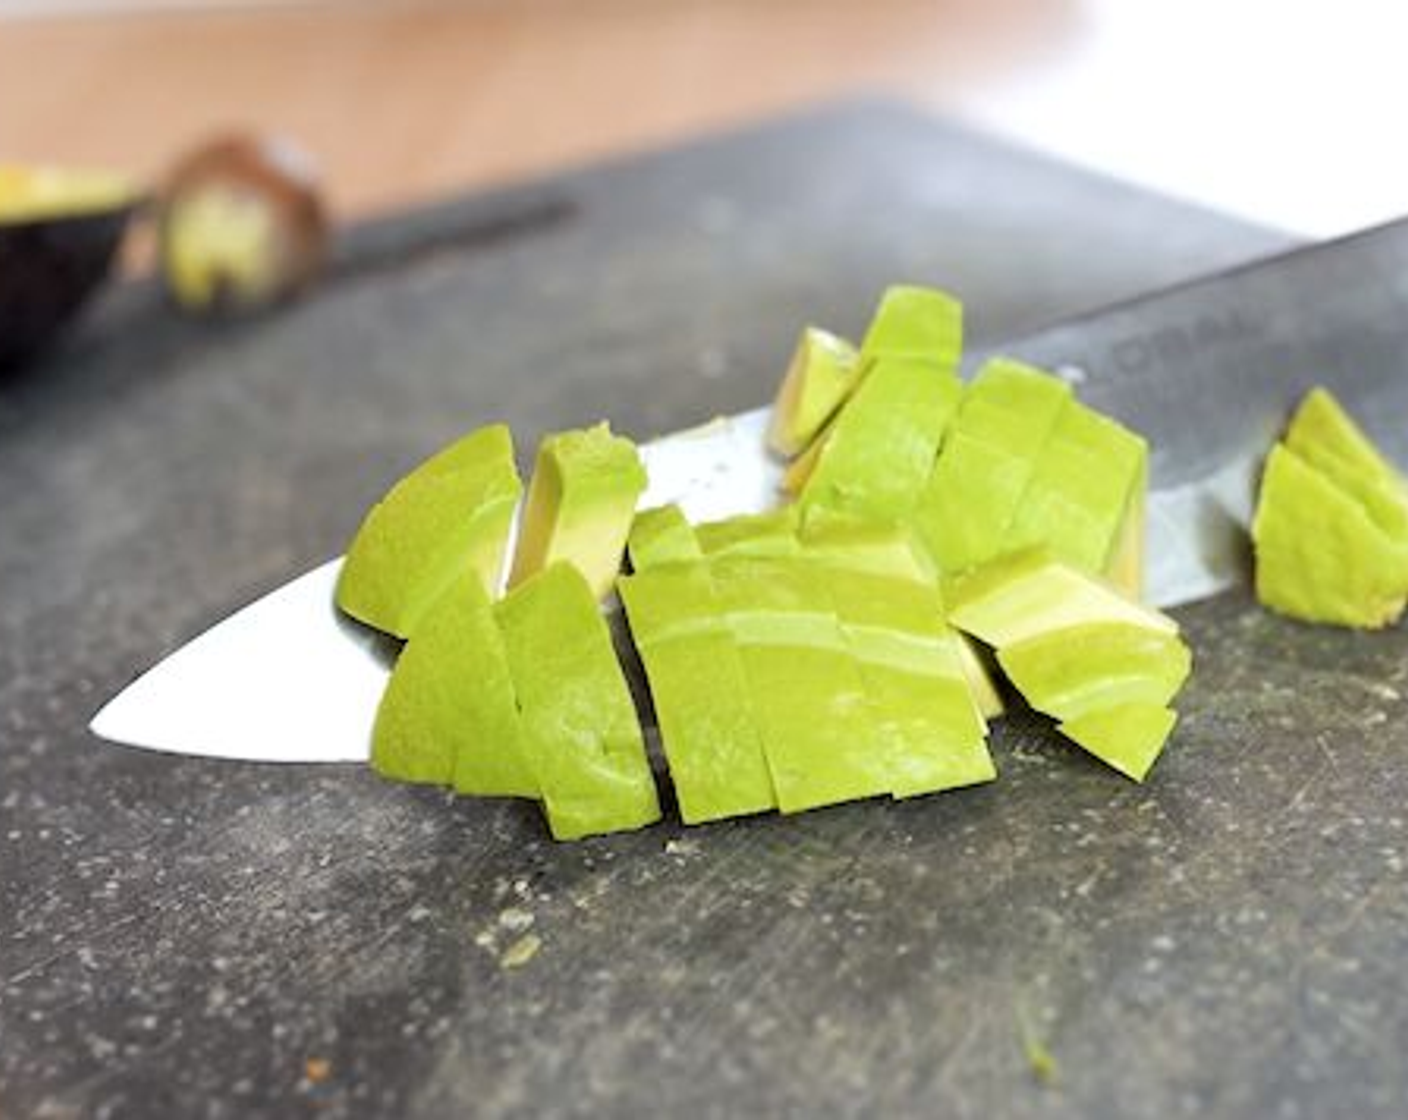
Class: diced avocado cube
708,556,892,813
949,359,1072,450
495,563,660,840
820,567,994,796
859,285,963,367
617,561,718,646
1058,704,1178,783
1253,442,1408,628
695,508,801,558
949,551,1187,781
337,424,521,638
916,431,1032,575
947,549,1177,649
615,563,778,823
628,504,701,572
1004,400,1147,575
509,423,647,600
767,326,860,456
370,570,536,796
802,357,963,522
798,510,936,583
997,623,1191,722
914,360,1069,576
1283,387,1408,543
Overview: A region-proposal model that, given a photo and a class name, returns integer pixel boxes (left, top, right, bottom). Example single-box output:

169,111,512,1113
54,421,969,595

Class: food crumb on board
500,933,542,970
497,907,535,933
1016,1003,1059,1087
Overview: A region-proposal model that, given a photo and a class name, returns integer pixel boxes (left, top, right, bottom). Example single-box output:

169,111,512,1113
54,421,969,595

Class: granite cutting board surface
10,101,1402,1120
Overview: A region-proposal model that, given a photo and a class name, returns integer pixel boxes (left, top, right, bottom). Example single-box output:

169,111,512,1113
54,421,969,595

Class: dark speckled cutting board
8,101,1405,1120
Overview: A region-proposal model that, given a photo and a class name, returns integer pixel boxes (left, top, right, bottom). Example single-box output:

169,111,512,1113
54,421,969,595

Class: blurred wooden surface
0,0,1070,220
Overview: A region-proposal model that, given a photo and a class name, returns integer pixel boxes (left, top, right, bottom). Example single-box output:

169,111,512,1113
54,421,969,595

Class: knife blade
91,217,1408,763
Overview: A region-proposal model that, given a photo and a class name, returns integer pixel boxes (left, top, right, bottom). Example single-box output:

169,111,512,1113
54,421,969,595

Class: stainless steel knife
91,217,1408,764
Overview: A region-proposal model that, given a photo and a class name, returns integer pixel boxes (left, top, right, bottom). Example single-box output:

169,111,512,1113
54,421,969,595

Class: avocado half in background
0,164,139,370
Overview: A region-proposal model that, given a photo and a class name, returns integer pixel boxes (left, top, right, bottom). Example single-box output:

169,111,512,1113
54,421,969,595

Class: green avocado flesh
949,550,1187,781
496,563,661,840
509,422,647,601
801,357,963,522
859,285,963,366
1253,389,1408,628
1058,704,1178,783
947,549,1175,648
337,424,521,638
371,570,536,796
627,504,702,571
766,327,860,457
618,510,995,817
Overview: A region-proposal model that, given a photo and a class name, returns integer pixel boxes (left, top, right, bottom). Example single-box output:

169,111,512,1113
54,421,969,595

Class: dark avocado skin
0,205,132,371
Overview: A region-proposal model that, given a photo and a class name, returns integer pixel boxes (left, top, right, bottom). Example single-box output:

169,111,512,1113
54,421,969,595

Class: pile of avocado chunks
333,286,1214,841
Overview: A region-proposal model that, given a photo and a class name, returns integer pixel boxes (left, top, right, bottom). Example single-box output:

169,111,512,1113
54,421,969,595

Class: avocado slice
766,326,860,456
997,622,1191,721
509,422,648,600
618,560,777,823
1253,442,1408,628
949,551,1187,781
495,563,660,840
819,565,994,796
947,548,1176,648
695,508,801,558
369,568,537,795
1003,399,1148,576
915,359,1070,576
709,555,892,813
627,504,701,571
1058,704,1178,783
797,509,935,582
337,424,521,638
859,285,963,366
1284,387,1408,540
801,357,963,522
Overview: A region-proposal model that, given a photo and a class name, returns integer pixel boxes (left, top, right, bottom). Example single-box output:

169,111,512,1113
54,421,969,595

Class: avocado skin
0,205,133,371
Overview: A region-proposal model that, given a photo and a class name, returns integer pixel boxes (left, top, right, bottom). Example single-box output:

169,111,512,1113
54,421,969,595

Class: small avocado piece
1284,387,1408,540
619,561,776,823
509,423,648,600
1058,704,1178,783
767,327,860,456
949,551,1187,781
997,623,1191,721
1004,399,1148,576
915,360,1070,576
802,357,964,522
819,566,994,796
955,635,1005,720
337,424,521,638
947,549,1177,649
495,563,660,840
709,555,892,813
695,508,801,558
797,509,935,582
1253,442,1408,628
627,504,701,572
1105,457,1147,598
779,421,831,496
369,569,537,795
859,285,963,366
